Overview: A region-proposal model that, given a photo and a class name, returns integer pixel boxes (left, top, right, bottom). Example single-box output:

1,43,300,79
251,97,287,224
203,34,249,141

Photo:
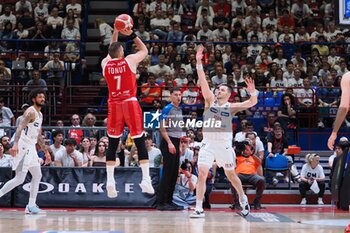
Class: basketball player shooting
101,19,154,198
328,72,350,150
190,45,258,218
0,89,50,214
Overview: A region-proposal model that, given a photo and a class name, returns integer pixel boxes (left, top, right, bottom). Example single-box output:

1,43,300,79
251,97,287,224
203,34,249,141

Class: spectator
299,153,325,205
277,8,294,32
0,143,12,167
0,135,11,154
64,42,80,64
310,23,326,43
149,0,167,17
212,21,230,41
197,0,214,18
79,137,93,167
295,26,310,44
41,52,64,94
291,0,312,27
133,0,150,18
49,130,65,158
66,0,82,18
277,93,296,129
23,70,48,92
44,42,60,60
47,7,63,38
231,0,247,17
231,141,265,210
259,111,277,144
172,159,197,209
0,6,16,30
90,141,107,167
145,134,162,168
61,19,81,40
287,68,303,88
82,113,98,137
68,114,83,144
63,9,81,30
34,0,48,22
18,10,35,35
262,9,277,31
14,22,29,39
312,35,329,56
263,24,278,42
328,46,341,68
213,0,231,17
0,98,14,136
179,136,194,164
148,55,172,75
244,9,261,30
126,145,139,167
247,35,262,58
31,21,47,52
167,22,183,41
295,78,314,108
150,10,169,40
213,8,229,29
182,81,199,105
335,60,349,77
54,138,83,167
140,74,161,105
15,103,29,127
267,123,300,183
15,0,32,13
270,68,288,89
0,21,14,40
211,65,227,86
135,24,150,41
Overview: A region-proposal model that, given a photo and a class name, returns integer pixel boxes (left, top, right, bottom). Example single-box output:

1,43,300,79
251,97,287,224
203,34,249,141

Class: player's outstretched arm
328,72,350,150
196,45,214,105
231,78,258,111
11,108,35,157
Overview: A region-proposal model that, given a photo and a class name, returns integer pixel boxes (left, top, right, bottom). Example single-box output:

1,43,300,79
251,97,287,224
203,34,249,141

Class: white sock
28,198,36,206
196,200,203,211
239,195,247,203
106,166,115,185
140,163,150,180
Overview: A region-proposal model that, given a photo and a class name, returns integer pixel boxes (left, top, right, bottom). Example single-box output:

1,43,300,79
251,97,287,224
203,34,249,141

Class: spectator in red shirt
277,9,295,32
213,0,231,17
68,114,83,144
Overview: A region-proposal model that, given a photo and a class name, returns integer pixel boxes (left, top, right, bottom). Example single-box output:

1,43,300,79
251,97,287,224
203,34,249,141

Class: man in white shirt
49,130,65,157
135,24,150,41
247,35,262,58
288,68,304,90
0,97,14,136
54,138,83,167
262,9,277,30
145,135,162,168
179,136,194,164
182,81,199,105
295,78,314,108
66,0,82,18
47,7,63,38
34,0,48,22
211,65,227,86
15,0,32,13
150,10,169,40
149,0,167,17
291,0,312,27
148,55,172,76
61,19,81,40
212,22,230,41
0,6,16,30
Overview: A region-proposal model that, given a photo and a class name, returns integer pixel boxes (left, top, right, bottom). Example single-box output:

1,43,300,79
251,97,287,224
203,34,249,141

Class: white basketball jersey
202,102,233,141
20,106,42,145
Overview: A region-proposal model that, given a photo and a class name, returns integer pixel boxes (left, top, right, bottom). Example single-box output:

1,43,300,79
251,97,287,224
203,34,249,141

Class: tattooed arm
10,108,35,157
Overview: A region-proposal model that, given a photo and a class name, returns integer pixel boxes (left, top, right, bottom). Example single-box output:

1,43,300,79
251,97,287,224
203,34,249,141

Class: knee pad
133,136,148,161
106,136,120,161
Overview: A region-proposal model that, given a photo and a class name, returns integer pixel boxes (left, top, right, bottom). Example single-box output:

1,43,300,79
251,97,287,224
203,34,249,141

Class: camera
180,159,189,170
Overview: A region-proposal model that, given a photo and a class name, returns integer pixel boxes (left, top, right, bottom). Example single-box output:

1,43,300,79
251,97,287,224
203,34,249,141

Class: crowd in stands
0,0,82,96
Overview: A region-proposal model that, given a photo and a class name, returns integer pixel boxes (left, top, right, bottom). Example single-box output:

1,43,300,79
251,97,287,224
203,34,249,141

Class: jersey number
114,75,121,90
24,126,28,135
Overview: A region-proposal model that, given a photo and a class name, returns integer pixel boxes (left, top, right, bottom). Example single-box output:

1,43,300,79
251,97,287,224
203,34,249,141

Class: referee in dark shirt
157,87,184,210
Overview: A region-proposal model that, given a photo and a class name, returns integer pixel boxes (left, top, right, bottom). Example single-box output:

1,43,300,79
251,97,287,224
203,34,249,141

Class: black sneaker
253,201,262,210
203,201,211,209
168,203,184,210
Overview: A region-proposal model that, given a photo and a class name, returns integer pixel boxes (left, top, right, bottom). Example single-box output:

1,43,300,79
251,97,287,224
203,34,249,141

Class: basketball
114,14,134,31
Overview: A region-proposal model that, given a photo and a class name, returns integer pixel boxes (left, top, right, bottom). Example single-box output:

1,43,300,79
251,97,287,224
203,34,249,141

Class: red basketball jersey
103,58,137,102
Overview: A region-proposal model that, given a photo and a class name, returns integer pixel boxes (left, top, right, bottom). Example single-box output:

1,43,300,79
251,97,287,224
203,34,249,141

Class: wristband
249,90,259,97
196,64,203,71
129,32,137,40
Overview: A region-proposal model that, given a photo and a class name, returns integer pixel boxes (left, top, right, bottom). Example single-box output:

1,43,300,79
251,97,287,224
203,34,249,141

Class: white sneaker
190,209,205,218
272,177,279,185
106,183,118,198
318,198,324,205
300,198,307,205
239,195,250,217
25,205,46,215
139,178,155,194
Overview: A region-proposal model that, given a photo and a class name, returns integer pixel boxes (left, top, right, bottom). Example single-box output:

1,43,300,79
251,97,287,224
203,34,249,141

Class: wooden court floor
0,205,348,233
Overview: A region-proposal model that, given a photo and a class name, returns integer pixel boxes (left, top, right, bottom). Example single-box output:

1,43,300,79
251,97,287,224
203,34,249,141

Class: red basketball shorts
107,100,144,138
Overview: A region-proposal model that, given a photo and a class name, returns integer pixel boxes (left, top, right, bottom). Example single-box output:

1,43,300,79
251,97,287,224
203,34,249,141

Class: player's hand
268,152,274,158
119,27,133,36
244,77,256,94
196,44,204,62
10,144,18,157
168,143,176,154
328,133,337,150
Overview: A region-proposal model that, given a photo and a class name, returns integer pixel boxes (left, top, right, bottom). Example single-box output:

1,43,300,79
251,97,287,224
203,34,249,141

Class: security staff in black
157,87,184,210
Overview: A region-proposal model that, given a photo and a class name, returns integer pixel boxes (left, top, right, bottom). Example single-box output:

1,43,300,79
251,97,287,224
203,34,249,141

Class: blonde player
0,89,50,214
190,45,258,218
328,72,350,150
